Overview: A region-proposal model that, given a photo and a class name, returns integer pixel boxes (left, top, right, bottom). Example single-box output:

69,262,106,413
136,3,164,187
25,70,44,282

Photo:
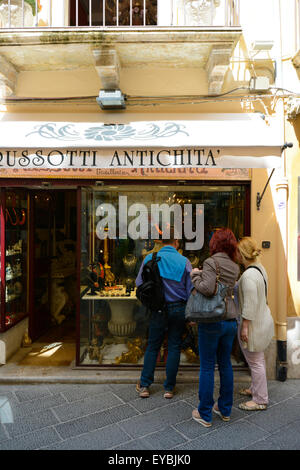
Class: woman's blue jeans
140,302,186,392
198,320,237,422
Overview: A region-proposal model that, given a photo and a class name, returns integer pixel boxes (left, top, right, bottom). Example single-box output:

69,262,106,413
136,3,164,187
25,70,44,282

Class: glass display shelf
2,190,29,331
81,285,137,300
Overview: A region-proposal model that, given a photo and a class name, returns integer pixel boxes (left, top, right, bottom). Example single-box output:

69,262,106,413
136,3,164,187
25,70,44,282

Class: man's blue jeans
197,320,237,422
140,302,186,392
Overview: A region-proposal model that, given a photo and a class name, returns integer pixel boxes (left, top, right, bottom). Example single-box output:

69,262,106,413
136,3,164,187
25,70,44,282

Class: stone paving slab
0,381,299,450
0,427,62,450
43,424,131,450
14,386,53,403
53,392,124,422
3,394,67,419
244,395,300,432
114,425,189,451
174,420,271,450
54,403,139,440
46,384,112,402
244,419,300,450
5,408,59,438
118,401,194,439
0,424,9,443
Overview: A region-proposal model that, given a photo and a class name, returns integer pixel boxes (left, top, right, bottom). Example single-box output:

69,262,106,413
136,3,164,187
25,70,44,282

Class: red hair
209,228,237,261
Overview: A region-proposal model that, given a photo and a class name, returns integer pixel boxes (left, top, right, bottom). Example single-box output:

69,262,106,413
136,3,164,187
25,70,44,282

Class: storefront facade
0,164,252,370
0,0,300,379
0,113,287,377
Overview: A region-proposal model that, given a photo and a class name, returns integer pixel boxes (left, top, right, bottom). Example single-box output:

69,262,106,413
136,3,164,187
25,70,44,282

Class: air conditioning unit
249,76,270,93
251,41,274,51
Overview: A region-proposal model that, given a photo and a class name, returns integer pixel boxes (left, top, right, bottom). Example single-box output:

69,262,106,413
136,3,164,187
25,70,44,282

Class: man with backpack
135,229,193,399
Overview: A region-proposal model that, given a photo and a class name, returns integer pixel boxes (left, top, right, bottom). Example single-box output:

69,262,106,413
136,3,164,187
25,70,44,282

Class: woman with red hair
190,228,240,427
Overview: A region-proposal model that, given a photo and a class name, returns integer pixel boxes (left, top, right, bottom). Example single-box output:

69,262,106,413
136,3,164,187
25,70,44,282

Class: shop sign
0,114,283,175
0,147,225,169
0,166,251,180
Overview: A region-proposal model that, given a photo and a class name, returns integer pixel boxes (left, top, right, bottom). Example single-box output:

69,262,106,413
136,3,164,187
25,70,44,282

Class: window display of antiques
79,186,247,367
115,338,144,364
82,234,139,298
82,262,105,296
123,254,137,294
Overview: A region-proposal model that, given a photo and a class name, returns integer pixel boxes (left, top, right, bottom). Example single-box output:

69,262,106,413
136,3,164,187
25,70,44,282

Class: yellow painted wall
287,115,300,317
251,169,284,334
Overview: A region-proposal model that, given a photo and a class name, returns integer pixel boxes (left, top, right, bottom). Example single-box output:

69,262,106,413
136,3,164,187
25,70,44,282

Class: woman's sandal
164,390,174,399
239,388,252,397
238,402,267,411
213,404,230,422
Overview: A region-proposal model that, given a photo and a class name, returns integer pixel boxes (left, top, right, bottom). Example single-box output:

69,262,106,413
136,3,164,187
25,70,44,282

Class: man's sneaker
136,382,150,398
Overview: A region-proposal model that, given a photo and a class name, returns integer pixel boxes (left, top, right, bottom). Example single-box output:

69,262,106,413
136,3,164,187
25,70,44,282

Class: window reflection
0,397,13,424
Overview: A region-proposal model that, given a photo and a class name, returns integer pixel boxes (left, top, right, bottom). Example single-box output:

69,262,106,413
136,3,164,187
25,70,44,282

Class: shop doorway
26,189,77,367
1,185,78,366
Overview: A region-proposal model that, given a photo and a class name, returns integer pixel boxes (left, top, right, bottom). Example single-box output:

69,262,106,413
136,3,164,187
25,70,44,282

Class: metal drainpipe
275,0,288,381
275,179,289,381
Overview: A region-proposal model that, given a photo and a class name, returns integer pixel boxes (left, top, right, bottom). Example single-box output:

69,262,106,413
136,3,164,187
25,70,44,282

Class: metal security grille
70,0,157,27
0,0,240,28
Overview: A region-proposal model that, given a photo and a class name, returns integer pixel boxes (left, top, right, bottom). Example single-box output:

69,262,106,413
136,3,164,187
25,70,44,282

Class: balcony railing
0,0,240,29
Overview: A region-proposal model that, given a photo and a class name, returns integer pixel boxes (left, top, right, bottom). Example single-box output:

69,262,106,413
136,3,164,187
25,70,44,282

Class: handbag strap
213,259,221,281
212,259,221,295
245,265,268,301
211,258,234,298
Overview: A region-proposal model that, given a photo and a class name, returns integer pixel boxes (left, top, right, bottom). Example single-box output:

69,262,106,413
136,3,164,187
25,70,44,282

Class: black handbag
185,260,230,323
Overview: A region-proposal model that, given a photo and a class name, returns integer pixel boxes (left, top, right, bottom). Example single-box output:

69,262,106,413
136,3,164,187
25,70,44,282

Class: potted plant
0,0,42,27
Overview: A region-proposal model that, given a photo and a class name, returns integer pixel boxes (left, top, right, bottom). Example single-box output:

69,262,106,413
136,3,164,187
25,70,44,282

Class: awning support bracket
256,142,293,211
256,169,275,211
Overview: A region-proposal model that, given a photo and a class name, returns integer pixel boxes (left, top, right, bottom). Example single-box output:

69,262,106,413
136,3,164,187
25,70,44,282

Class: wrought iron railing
0,0,240,29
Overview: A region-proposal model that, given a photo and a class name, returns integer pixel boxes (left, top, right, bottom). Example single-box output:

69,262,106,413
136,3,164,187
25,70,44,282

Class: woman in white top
237,237,274,411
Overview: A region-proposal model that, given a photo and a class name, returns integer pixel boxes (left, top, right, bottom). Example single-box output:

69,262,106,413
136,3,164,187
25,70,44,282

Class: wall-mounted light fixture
96,89,126,110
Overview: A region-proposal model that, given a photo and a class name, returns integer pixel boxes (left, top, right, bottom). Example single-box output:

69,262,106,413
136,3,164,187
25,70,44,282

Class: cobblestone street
0,380,299,451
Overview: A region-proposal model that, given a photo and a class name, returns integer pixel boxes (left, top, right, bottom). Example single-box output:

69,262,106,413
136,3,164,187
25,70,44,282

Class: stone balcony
0,1,242,98
0,26,242,98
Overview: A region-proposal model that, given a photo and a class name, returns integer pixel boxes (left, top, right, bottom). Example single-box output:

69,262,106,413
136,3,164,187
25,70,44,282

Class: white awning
0,113,284,169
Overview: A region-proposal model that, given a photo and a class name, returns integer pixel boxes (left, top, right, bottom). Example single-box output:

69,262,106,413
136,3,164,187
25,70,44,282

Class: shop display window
79,184,247,367
0,189,28,331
